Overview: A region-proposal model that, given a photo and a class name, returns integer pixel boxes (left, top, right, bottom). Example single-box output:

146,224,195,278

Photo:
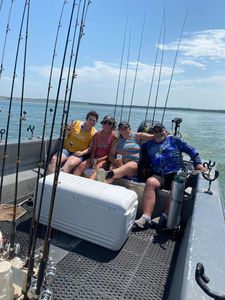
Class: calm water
0,100,224,199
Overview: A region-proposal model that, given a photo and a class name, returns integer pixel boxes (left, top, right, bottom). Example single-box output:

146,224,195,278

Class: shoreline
0,96,225,113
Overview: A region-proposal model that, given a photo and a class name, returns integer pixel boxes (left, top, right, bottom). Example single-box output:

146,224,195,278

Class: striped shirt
116,133,140,163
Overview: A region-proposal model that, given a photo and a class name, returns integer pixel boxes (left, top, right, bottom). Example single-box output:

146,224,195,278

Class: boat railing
0,139,58,203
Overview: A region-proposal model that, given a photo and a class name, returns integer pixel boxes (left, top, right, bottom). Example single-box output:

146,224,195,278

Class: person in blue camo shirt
134,123,206,229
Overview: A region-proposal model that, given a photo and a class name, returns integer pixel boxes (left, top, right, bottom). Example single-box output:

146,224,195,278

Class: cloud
179,59,206,69
28,65,64,79
77,60,183,84
159,29,225,60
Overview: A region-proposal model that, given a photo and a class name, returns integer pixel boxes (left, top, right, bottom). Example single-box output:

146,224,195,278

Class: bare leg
106,161,138,183
134,176,161,228
73,158,91,176
142,176,161,216
90,160,108,180
62,156,82,173
47,154,67,174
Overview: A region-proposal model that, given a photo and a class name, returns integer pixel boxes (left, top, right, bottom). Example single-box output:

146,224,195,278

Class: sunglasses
103,121,112,125
119,126,129,130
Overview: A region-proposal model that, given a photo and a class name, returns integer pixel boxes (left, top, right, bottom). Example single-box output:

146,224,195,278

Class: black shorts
153,173,176,190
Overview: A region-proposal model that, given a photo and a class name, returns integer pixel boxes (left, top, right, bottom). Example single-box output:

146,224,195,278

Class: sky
1,0,225,110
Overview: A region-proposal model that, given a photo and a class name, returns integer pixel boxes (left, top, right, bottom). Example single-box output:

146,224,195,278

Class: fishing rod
144,12,165,122
59,0,82,138
120,29,131,122
24,0,78,296
34,1,90,297
24,0,68,294
0,0,15,79
50,0,88,204
127,15,145,123
161,9,189,123
113,15,128,119
8,0,30,260
152,10,165,125
0,0,3,13
0,0,28,204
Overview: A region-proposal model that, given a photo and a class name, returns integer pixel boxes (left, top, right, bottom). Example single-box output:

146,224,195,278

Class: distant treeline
0,96,225,113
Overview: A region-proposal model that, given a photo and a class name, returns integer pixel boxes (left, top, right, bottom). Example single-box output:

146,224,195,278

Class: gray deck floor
0,202,180,300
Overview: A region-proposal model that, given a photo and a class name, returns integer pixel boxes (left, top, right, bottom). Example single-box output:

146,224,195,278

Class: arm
108,139,118,164
174,137,203,167
135,132,154,143
90,133,98,164
64,120,76,138
75,132,97,158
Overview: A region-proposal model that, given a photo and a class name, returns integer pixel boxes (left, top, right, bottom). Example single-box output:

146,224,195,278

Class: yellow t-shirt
63,120,96,152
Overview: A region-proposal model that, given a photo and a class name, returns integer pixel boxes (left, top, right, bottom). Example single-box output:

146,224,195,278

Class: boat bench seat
113,178,170,218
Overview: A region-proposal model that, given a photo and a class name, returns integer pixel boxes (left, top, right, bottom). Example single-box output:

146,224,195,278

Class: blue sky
1,0,225,110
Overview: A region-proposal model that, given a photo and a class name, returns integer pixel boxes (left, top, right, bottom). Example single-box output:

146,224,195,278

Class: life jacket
63,120,96,152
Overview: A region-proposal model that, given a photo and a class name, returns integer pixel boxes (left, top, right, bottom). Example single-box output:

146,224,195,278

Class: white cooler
36,173,138,251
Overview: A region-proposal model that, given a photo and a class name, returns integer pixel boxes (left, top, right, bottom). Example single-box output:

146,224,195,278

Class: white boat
0,137,225,299
1,1,225,298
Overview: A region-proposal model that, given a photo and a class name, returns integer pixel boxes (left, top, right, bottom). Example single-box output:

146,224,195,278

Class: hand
91,158,97,168
74,151,83,157
115,158,123,167
194,164,207,172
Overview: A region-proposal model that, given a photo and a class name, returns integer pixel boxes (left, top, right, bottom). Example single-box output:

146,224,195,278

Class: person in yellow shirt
47,111,98,174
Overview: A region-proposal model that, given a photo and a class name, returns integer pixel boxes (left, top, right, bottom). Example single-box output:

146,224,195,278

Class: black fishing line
152,10,165,125
24,0,68,295
144,11,165,122
120,29,131,122
35,0,90,296
161,9,189,123
8,0,30,259
127,15,145,123
0,0,4,13
0,0,28,204
0,0,15,79
113,15,128,119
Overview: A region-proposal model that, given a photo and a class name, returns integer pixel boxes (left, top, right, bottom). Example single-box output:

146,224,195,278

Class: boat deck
0,200,180,300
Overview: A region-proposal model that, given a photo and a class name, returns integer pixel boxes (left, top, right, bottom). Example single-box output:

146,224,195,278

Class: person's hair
86,111,99,121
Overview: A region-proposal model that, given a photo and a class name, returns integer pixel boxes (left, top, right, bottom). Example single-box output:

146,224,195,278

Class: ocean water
0,99,224,199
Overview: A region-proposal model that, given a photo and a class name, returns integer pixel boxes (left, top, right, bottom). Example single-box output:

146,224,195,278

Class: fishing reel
0,231,8,258
44,257,56,286
27,283,53,300
7,242,21,260
0,231,21,259
202,161,219,195
1,242,20,260
39,288,53,300
26,258,56,300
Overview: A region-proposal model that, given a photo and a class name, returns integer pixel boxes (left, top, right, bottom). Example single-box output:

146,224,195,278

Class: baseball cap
152,123,165,131
101,115,116,125
118,121,130,129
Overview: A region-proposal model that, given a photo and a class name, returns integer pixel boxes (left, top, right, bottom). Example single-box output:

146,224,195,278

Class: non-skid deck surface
0,202,180,300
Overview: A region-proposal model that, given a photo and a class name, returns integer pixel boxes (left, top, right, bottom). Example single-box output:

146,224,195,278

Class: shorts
62,148,84,161
153,173,176,190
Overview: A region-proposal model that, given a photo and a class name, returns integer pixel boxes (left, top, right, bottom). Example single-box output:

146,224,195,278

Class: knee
146,176,159,188
76,162,85,171
125,161,138,171
66,157,80,168
50,155,57,164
